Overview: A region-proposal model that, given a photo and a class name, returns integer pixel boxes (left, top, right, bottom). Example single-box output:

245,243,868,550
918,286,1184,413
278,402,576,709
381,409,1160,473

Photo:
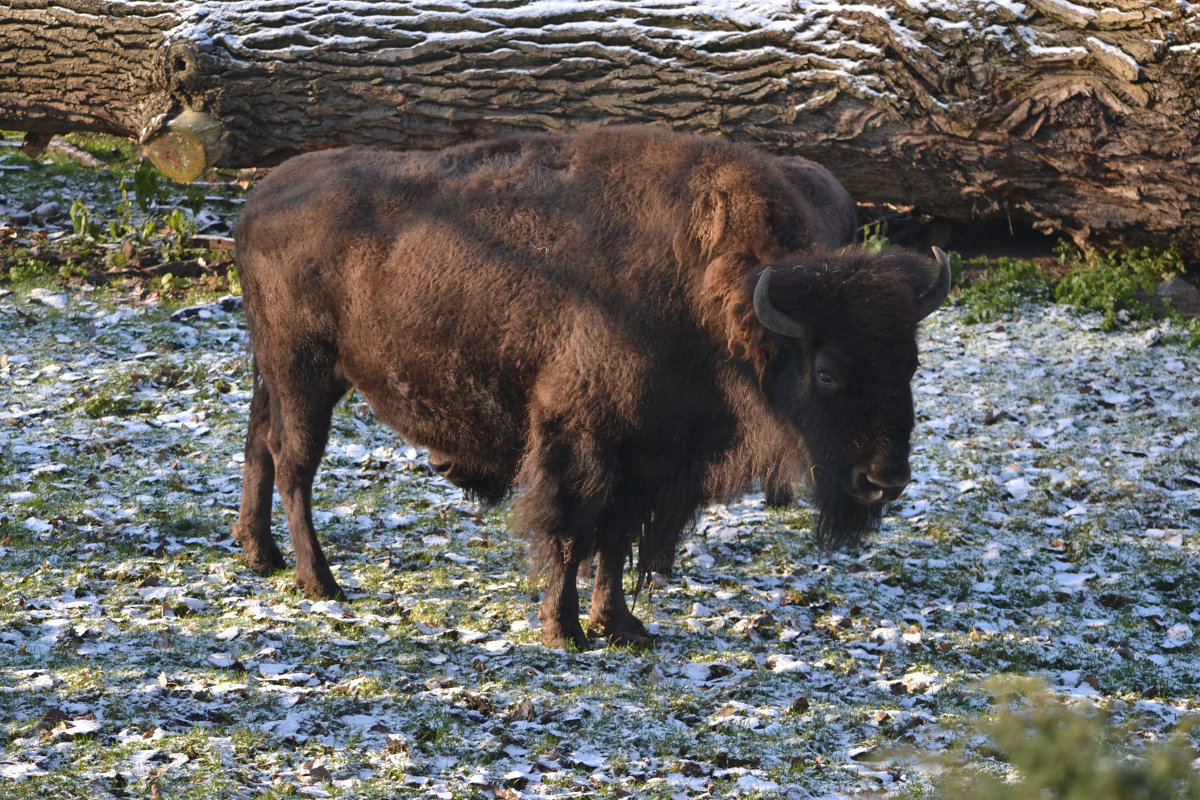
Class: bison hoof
763,486,795,508
587,617,657,649
296,571,345,601
242,550,286,575
232,524,286,574
539,619,590,651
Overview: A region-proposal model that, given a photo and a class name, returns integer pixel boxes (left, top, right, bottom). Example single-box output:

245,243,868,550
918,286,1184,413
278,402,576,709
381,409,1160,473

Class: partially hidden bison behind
231,126,950,649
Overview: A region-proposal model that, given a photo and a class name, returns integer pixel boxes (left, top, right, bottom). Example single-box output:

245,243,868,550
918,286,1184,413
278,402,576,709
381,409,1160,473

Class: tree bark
2,1,1199,258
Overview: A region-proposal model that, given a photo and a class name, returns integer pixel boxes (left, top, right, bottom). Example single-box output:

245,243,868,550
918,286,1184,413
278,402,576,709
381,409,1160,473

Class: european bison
775,155,858,250
231,127,950,649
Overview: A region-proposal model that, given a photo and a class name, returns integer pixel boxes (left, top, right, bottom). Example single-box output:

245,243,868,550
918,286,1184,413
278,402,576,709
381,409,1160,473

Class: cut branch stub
142,109,228,183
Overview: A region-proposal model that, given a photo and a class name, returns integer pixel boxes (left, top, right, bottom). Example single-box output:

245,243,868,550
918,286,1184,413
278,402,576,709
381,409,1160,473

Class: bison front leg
522,397,634,649
538,550,588,649
232,372,285,573
762,471,795,509
587,541,655,647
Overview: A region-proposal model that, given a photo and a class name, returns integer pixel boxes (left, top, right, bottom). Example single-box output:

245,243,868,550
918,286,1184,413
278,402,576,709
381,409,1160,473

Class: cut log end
142,109,228,183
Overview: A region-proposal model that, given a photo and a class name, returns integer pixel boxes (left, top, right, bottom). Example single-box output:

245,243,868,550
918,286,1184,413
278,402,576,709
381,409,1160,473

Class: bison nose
849,465,910,505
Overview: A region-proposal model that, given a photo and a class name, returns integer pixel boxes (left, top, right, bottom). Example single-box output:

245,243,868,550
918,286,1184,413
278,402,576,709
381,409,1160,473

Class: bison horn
753,267,811,340
916,247,953,321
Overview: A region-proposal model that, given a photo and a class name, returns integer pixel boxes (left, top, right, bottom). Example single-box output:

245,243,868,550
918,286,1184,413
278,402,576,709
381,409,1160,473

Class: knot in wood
162,40,206,94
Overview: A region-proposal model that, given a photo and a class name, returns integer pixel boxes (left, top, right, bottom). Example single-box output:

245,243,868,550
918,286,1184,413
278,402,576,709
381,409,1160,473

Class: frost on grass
1,281,1198,799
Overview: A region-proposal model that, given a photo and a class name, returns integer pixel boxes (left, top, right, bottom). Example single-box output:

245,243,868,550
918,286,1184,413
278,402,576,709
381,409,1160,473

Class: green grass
3,136,1199,798
6,257,88,285
1,291,1197,795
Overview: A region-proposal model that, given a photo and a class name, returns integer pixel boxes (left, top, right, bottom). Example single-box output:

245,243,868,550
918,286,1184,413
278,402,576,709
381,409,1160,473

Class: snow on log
2,1,1199,257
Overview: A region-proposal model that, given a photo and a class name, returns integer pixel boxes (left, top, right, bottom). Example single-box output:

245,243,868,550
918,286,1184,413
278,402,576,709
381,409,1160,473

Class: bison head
751,247,951,548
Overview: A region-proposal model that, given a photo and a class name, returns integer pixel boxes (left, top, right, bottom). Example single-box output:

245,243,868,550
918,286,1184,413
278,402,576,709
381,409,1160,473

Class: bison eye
813,349,846,392
816,369,841,391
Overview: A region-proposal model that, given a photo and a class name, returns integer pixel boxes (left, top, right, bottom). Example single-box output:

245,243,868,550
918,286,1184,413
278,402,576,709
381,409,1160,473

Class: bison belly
334,247,542,504
347,346,526,505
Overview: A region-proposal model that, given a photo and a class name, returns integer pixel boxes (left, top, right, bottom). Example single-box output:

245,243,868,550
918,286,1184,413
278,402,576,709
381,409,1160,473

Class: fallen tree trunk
3,1,1200,259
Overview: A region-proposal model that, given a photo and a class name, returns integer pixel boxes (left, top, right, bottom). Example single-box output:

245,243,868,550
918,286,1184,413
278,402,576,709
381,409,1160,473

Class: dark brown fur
775,155,858,250
231,127,946,648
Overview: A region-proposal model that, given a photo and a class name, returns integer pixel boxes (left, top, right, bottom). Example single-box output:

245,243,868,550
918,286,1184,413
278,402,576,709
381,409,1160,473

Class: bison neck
700,369,807,504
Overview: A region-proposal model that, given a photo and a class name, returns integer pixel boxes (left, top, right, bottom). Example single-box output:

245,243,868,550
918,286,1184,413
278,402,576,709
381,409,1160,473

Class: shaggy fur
231,126,946,648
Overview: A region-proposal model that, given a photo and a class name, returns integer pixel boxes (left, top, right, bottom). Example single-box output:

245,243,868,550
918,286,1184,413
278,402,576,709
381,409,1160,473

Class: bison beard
230,127,950,650
812,468,886,550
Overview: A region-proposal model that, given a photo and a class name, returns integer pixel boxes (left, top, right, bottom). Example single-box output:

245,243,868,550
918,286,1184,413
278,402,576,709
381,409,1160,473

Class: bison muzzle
231,127,950,649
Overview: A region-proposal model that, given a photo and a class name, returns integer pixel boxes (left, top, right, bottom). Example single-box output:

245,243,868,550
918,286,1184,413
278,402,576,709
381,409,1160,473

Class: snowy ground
1,270,1198,797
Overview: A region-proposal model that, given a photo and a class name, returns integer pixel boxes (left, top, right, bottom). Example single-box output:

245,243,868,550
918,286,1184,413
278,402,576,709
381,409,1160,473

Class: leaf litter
1,247,1199,796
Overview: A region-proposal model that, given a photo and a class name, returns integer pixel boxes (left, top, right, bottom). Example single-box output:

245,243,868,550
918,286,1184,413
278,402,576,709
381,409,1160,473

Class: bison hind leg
537,551,590,650
261,356,348,601
233,366,286,574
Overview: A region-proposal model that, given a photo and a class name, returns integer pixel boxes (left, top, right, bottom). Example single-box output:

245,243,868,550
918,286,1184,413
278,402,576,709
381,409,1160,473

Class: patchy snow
158,0,989,109
2,274,1197,797
3,156,1200,798
1086,34,1141,81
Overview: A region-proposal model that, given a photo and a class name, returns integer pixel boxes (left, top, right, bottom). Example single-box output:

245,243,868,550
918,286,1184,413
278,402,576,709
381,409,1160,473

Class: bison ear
688,168,776,260
688,189,730,259
915,247,953,321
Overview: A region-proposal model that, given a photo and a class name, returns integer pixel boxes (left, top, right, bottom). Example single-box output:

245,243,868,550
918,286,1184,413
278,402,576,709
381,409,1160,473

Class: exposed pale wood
142,109,229,181
2,1,1199,258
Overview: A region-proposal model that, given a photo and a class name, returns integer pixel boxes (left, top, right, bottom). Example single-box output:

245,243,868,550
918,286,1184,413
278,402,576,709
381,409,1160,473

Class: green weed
157,271,184,296
860,219,891,252
954,256,1052,323
7,257,56,284
79,392,147,419
5,256,87,285
1181,317,1200,348
164,207,197,242
1054,244,1182,330
132,160,170,211
942,243,1191,335
225,264,243,295
68,198,102,240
